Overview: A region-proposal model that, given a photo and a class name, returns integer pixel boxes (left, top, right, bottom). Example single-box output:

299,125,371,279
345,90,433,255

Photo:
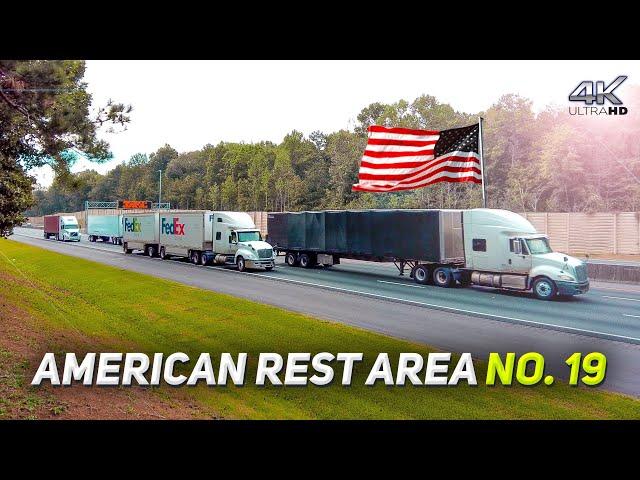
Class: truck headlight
558,273,575,281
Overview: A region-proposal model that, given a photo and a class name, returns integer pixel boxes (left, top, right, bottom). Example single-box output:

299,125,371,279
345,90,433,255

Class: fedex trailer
122,212,160,257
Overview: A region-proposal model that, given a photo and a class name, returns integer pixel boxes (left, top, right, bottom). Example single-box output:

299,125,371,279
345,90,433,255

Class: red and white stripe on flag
352,125,482,192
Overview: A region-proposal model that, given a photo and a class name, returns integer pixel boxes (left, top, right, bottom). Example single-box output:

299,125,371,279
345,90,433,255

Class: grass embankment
0,239,638,419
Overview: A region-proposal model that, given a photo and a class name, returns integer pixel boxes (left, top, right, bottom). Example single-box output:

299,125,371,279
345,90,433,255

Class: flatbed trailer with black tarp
267,209,465,280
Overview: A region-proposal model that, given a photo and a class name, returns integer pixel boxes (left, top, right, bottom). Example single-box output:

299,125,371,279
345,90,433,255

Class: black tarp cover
268,210,443,262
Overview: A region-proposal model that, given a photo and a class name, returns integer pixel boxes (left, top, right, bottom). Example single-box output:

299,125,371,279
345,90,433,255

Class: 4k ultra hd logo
569,75,628,116
162,217,185,235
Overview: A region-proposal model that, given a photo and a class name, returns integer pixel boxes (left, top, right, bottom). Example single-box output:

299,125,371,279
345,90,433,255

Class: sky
30,60,640,187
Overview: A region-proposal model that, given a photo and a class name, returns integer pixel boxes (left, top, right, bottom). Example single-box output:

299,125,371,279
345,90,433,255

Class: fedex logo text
162,217,185,236
124,218,141,233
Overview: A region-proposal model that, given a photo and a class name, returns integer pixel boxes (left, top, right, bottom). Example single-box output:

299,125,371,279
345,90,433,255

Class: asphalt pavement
6,227,640,397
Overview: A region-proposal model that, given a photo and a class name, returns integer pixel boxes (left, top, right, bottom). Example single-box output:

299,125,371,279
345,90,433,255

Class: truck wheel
190,251,201,265
43,232,47,239
414,265,430,285
433,267,454,287
200,253,210,266
533,277,557,300
285,252,298,267
159,247,167,260
237,256,246,272
146,245,157,257
299,253,313,268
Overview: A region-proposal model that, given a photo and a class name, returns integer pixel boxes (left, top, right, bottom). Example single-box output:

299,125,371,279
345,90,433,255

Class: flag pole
478,116,487,208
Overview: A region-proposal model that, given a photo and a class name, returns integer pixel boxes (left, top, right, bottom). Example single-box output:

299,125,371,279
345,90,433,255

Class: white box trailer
159,210,213,259
122,212,160,257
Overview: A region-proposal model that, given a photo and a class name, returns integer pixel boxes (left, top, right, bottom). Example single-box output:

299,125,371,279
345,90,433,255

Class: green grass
1,238,639,419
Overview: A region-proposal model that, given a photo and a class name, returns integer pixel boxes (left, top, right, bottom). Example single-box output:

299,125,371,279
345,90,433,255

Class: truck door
212,215,227,254
507,238,532,274
229,231,239,254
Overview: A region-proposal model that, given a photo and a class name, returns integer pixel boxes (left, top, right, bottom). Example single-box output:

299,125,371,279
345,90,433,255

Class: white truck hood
239,241,273,250
533,252,583,269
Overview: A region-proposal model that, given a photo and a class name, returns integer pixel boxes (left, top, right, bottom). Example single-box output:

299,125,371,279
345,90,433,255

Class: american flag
352,123,482,192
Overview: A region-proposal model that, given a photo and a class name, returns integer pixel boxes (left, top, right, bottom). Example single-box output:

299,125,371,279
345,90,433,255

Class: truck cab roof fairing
216,212,255,229
467,209,537,235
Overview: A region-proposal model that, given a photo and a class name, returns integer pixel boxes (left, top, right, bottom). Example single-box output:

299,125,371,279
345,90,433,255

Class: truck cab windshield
237,231,262,242
525,237,552,254
63,224,79,230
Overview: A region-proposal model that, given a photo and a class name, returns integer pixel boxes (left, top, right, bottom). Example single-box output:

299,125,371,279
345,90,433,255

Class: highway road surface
6,227,640,398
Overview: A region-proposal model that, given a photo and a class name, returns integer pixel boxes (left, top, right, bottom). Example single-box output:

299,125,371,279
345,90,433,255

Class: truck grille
574,263,588,282
258,248,273,259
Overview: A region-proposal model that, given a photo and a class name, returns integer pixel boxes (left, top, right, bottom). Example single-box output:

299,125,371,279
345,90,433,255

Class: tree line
27,90,640,217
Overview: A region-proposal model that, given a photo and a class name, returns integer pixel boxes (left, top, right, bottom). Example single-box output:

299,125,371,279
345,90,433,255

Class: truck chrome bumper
245,259,275,269
556,280,590,296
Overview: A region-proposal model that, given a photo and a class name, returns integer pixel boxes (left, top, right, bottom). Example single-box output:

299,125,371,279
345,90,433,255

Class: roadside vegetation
1,239,639,419
29,90,640,217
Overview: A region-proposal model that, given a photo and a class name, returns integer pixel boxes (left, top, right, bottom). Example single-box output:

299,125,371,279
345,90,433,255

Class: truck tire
299,253,315,268
237,256,246,272
433,267,454,288
200,253,210,266
123,243,132,254
414,265,430,285
159,247,167,260
190,251,201,265
533,277,557,300
146,245,157,257
285,252,298,267
43,232,47,239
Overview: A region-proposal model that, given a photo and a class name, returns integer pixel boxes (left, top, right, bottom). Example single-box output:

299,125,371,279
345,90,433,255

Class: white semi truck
122,210,275,271
268,208,589,300
43,215,81,242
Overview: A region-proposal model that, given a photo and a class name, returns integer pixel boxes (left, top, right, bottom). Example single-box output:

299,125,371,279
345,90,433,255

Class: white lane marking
603,295,640,303
191,263,640,343
623,314,640,318
13,233,640,343
377,280,426,289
